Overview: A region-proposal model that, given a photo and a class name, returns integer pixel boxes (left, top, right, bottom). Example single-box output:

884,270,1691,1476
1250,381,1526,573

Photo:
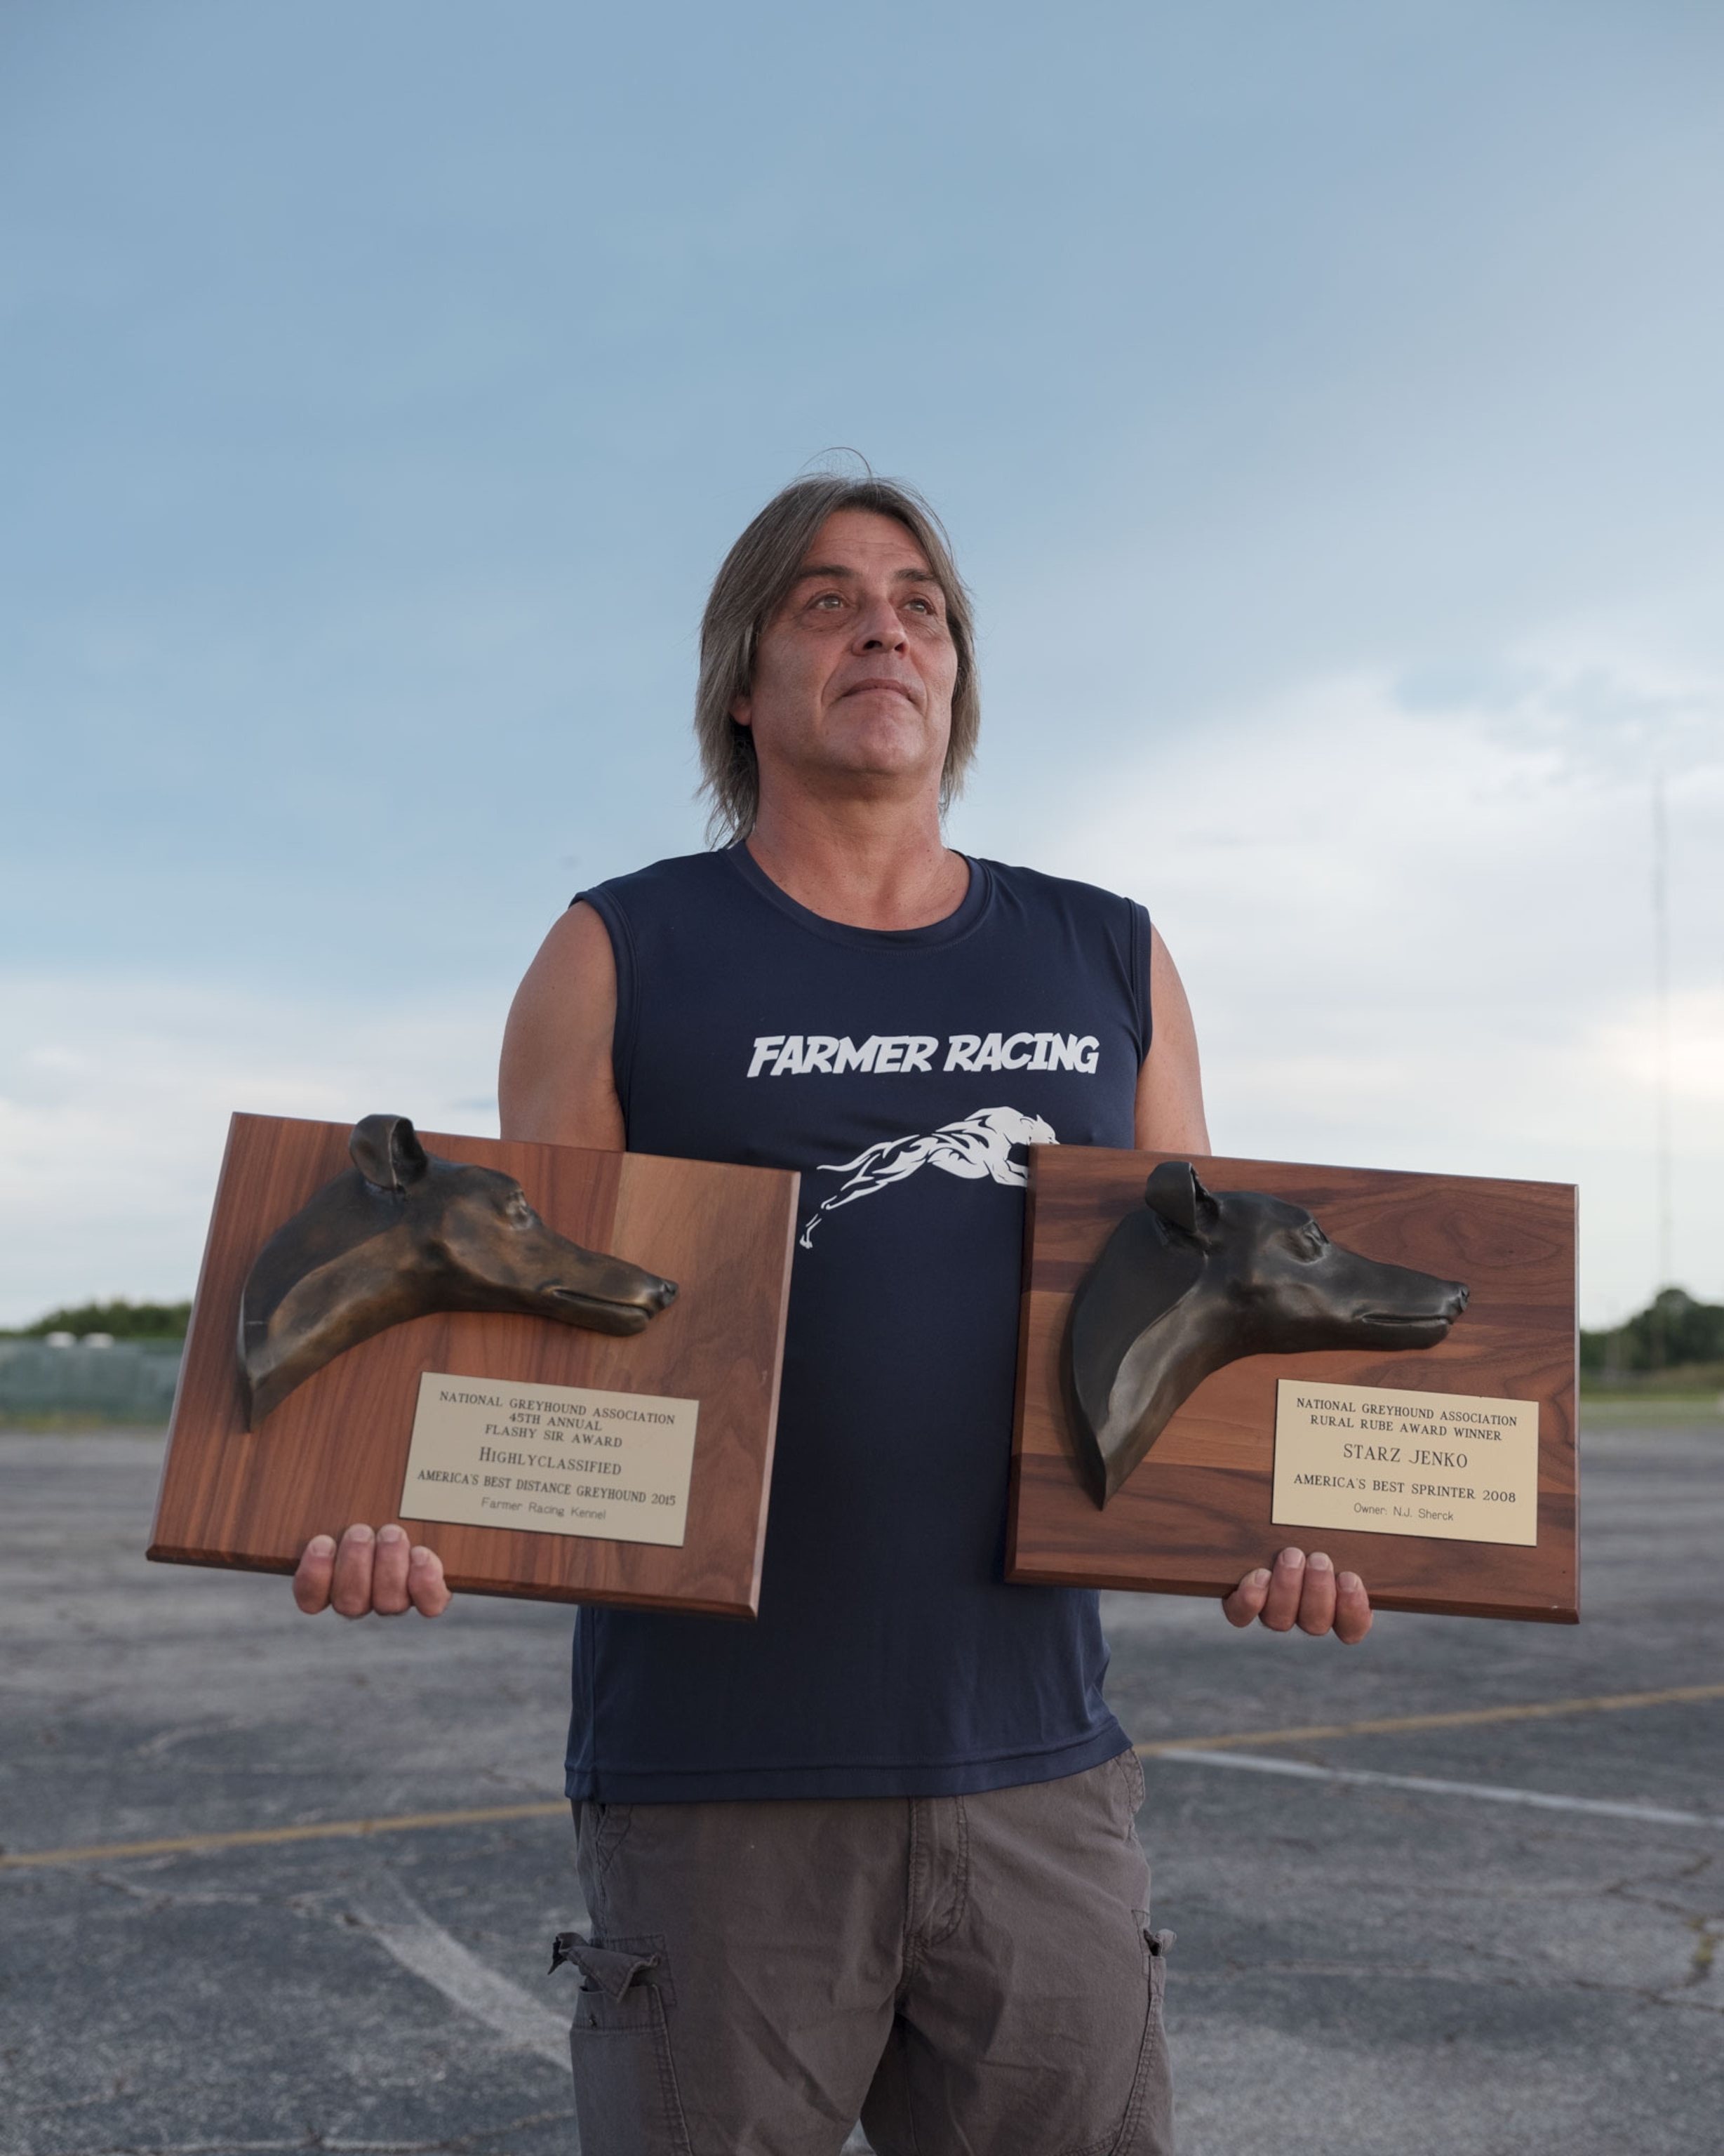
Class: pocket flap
549,1931,664,1999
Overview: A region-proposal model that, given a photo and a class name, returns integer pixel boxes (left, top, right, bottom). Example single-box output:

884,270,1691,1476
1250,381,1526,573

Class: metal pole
1651,774,1671,1370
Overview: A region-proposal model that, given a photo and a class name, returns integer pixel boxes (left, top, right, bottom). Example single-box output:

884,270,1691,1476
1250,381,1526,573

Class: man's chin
801,717,945,779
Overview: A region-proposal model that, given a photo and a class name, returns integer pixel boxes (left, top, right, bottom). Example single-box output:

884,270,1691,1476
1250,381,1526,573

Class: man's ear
1143,1159,1218,1237
349,1114,429,1192
728,625,759,728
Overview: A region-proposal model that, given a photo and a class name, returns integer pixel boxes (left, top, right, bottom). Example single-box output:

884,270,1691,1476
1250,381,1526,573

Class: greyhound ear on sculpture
1142,1159,1216,1238
349,1114,429,1192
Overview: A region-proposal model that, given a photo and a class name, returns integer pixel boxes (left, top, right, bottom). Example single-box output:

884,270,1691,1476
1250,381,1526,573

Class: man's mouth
838,677,919,705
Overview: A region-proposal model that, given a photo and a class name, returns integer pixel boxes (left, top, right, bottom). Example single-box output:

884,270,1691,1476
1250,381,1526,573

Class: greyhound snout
1358,1278,1469,1325
1251,1237,1469,1348
544,1272,677,1312
539,1266,678,1333
1344,1269,1469,1348
439,1188,681,1334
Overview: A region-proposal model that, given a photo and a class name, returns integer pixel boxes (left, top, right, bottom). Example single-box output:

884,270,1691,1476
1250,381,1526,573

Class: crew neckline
725,842,990,950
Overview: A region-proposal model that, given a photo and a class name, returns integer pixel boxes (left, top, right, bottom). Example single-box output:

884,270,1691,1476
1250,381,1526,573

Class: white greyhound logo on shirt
798,1106,1059,1249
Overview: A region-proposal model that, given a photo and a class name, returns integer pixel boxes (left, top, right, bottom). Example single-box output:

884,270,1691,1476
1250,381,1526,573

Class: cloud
6,638,1719,1333
4,642,1717,1333
1034,653,1724,1324
0,977,506,1326
1599,990,1724,1109
5,2,1723,1345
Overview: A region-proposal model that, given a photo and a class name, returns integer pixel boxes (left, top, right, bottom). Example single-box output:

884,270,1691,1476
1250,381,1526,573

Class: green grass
1580,1396,1724,1425
1579,1359,1724,1402
0,1411,168,1433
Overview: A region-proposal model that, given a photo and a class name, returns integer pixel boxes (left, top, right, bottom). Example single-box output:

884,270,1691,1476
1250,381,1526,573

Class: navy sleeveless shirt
566,846,1151,1802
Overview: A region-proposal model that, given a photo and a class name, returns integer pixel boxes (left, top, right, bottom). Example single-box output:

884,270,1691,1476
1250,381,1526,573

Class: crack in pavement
7,2108,579,2156
131,1720,248,1762
1180,1960,1724,2020
88,1870,270,1910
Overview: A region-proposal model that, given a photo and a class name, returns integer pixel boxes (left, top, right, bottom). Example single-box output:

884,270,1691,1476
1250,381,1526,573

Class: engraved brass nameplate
1271,1378,1539,1548
401,1371,698,1548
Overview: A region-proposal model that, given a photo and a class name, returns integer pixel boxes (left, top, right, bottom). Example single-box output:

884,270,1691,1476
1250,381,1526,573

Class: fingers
330,1523,380,1617
371,1524,412,1615
294,1524,450,1619
1259,1547,1307,1631
293,1533,335,1613
1222,1550,1373,1644
1295,1550,1337,1635
407,1542,452,1618
1221,1566,1271,1628
1334,1570,1373,1645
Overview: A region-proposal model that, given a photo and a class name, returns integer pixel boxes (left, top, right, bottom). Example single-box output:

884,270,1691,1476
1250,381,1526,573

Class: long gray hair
695,472,979,844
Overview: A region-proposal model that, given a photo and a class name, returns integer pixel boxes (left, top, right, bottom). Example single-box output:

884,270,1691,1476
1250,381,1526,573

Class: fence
0,1339,182,1423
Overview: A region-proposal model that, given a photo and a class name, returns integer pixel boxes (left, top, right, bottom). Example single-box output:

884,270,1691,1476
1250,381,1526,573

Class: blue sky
3,0,1721,1325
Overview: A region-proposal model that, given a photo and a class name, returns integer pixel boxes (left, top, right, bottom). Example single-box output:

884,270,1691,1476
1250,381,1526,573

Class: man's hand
1222,1548,1371,1644
292,1524,451,1618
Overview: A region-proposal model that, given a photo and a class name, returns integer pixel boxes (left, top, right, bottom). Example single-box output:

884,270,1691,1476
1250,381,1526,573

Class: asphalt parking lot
2,1411,1720,2156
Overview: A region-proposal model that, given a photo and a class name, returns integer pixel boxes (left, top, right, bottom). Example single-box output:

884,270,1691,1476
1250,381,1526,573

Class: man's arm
291,903,623,1621
496,900,626,1150
1135,925,1210,1153
1135,926,1372,1646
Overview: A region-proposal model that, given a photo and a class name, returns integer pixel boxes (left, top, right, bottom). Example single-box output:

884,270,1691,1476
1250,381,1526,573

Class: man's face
730,510,959,807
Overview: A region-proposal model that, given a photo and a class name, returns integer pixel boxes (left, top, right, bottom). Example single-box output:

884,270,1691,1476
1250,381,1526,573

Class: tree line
7,1288,1722,1372
1580,1288,1724,1373
6,1299,192,1342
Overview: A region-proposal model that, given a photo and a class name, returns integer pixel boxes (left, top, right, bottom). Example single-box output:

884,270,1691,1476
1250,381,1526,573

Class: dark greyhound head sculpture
1065,1161,1468,1507
238,1114,678,1428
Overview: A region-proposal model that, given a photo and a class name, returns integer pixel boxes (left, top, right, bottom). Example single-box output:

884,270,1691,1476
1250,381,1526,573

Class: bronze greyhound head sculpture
1065,1161,1468,1507
238,1114,678,1428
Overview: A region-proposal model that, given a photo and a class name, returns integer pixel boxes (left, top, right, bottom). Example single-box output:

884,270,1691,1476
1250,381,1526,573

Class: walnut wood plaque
149,1114,799,1616
1007,1147,1578,1623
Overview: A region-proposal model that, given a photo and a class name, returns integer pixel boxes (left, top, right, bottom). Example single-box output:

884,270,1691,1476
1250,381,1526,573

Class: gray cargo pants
552,1751,1173,2156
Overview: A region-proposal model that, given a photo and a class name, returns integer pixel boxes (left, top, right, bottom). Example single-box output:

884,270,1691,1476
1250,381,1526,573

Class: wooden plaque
149,1114,799,1616
1007,1147,1578,1623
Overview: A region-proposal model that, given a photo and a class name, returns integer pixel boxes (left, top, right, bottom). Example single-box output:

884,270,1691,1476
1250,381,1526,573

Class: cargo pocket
1109,1925,1175,2156
551,1930,692,2155
1115,1748,1148,1824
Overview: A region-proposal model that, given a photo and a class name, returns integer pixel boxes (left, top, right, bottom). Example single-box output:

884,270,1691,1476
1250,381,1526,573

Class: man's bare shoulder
498,901,624,1149
547,895,614,967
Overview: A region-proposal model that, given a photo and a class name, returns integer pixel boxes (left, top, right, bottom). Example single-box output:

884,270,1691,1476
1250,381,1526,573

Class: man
294,474,1371,2155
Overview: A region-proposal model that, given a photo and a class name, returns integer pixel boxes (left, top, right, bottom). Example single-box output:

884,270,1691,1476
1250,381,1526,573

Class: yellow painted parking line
0,1799,566,1871
1132,1680,1724,1757
5,1681,1720,1872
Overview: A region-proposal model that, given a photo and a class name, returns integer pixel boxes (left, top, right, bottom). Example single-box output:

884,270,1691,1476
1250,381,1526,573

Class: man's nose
852,596,908,651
